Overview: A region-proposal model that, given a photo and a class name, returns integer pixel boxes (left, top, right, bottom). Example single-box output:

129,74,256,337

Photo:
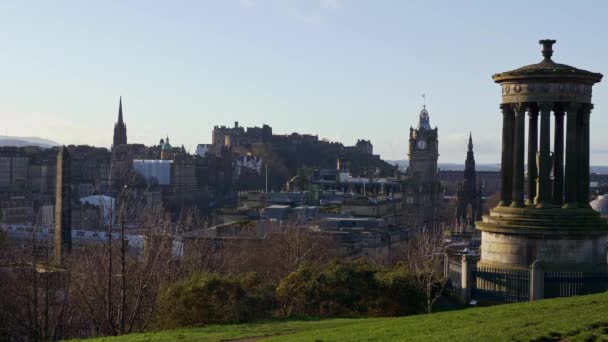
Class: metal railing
544,271,608,298
472,266,530,302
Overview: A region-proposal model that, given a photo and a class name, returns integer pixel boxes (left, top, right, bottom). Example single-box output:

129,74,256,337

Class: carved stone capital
512,103,527,116
581,103,594,114
500,103,511,112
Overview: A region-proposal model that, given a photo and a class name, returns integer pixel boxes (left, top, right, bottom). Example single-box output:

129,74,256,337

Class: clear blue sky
1,0,607,163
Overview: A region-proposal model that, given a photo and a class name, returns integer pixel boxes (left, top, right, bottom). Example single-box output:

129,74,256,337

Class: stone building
212,122,272,148
400,105,443,228
67,145,112,196
0,155,29,191
455,134,483,227
0,146,58,199
195,144,213,157
0,197,33,225
476,40,608,298
355,139,373,155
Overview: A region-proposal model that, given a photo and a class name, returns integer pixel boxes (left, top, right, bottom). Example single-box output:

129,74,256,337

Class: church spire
118,96,124,124
464,133,476,185
456,132,482,228
468,132,473,152
113,97,127,148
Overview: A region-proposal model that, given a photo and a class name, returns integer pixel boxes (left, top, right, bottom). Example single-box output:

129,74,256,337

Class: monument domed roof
162,136,173,151
492,40,602,83
590,195,608,216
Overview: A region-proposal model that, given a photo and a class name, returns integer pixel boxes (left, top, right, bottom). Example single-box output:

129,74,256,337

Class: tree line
0,211,452,341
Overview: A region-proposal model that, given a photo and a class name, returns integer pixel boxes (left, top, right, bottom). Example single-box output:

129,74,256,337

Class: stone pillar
461,254,473,301
511,104,526,207
564,103,580,208
529,260,544,301
553,107,565,205
54,146,72,266
578,104,592,208
499,104,514,206
527,106,539,205
535,103,552,207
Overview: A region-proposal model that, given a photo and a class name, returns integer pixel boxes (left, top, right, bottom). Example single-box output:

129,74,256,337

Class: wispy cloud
290,9,322,25
239,0,255,9
287,0,341,25
320,0,341,10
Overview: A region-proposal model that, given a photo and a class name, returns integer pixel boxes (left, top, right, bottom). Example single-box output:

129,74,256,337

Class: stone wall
480,231,607,268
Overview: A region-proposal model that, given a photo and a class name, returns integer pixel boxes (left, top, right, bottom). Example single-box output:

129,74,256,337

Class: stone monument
54,146,72,265
477,40,607,271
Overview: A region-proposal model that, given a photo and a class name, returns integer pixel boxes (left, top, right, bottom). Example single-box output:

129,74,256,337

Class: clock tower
401,105,442,228
407,105,439,182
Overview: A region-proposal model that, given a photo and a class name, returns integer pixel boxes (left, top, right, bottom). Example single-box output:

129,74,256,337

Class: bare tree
68,168,177,336
252,220,337,284
400,225,448,313
0,225,76,341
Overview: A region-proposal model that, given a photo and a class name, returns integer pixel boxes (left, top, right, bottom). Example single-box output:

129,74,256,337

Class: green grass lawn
74,292,608,342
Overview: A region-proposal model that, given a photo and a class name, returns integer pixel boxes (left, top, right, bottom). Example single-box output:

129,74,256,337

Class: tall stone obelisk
54,146,72,265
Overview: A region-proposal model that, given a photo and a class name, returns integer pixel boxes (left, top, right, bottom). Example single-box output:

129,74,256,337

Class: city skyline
2,0,608,163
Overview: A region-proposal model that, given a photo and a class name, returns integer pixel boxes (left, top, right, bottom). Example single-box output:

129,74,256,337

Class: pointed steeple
113,97,127,148
464,133,476,188
118,96,124,124
457,132,481,228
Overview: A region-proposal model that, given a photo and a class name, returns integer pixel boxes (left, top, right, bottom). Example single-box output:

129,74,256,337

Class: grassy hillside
75,292,608,342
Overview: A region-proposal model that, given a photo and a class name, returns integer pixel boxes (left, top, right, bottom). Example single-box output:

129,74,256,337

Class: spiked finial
539,39,556,61
468,132,473,151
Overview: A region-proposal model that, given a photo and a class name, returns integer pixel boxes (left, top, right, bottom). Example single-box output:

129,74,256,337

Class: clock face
417,140,427,150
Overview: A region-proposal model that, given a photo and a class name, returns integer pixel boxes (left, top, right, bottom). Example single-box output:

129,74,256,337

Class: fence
448,259,462,290
446,255,608,303
544,271,608,298
472,266,530,302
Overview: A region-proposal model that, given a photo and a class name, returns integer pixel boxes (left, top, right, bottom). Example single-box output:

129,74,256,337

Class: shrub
373,266,424,316
276,261,424,318
157,272,274,328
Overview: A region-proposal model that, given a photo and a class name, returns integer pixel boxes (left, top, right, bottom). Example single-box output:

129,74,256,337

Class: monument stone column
527,106,539,205
564,103,580,208
578,104,592,207
535,102,552,207
511,104,526,207
499,104,514,206
553,107,565,205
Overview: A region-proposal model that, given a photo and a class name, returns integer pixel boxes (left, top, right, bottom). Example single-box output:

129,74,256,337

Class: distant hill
386,160,501,172
0,136,60,148
591,166,608,174
388,159,608,174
